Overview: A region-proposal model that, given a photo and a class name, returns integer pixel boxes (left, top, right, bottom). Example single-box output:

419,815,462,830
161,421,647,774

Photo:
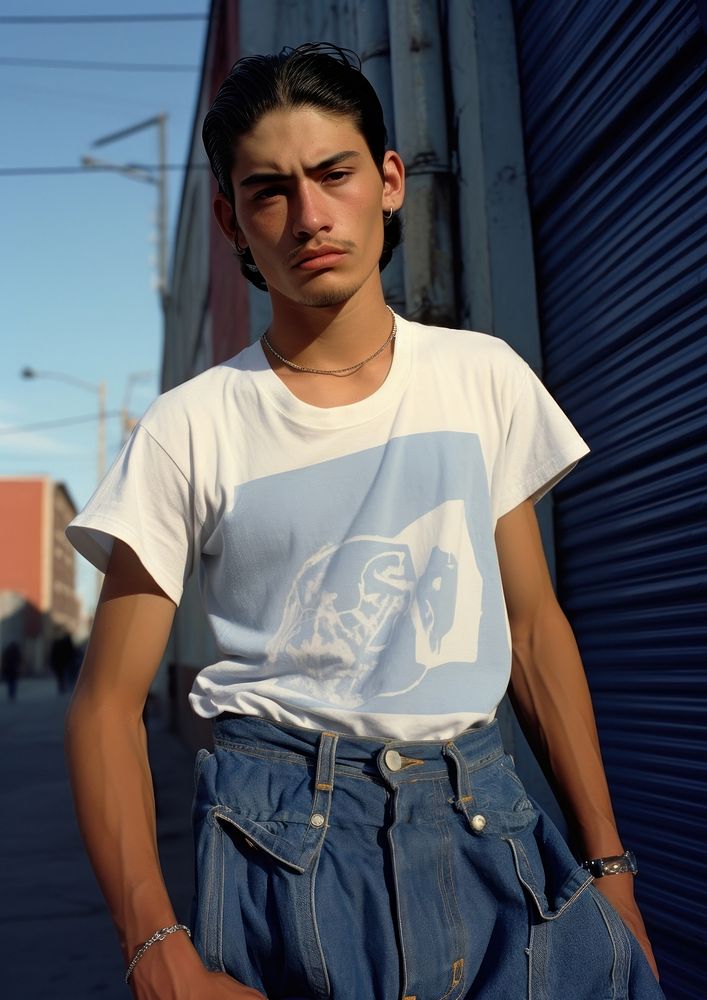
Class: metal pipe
387,0,456,325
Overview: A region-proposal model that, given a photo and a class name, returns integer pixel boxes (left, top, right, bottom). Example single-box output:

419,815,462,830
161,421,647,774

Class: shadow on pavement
0,677,195,1000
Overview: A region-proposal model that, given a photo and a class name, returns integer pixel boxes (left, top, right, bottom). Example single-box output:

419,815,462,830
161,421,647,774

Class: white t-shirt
67,315,589,739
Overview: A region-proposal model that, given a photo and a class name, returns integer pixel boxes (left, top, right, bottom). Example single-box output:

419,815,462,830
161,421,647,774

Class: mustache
287,239,356,263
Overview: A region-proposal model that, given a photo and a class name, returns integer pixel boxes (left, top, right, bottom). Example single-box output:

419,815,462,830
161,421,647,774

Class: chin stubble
297,283,364,308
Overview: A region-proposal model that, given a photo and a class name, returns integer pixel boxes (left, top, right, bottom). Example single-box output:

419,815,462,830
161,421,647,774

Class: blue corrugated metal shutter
510,1,707,995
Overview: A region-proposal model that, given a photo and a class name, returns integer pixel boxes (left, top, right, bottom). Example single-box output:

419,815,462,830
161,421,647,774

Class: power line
0,412,122,435
0,14,208,24
0,164,209,176
0,56,199,72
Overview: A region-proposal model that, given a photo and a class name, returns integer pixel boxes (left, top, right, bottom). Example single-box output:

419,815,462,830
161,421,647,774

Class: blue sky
0,1,210,612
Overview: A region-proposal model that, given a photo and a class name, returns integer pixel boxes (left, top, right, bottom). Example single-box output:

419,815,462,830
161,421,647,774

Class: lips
291,245,347,269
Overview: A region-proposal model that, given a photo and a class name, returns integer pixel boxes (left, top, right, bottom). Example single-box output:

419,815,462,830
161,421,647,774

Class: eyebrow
239,150,361,187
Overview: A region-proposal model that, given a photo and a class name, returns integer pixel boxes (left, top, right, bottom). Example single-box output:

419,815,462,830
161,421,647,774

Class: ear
213,192,246,247
381,150,405,213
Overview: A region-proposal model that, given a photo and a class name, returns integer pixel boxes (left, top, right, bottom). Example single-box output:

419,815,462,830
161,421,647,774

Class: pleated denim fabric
191,716,664,1000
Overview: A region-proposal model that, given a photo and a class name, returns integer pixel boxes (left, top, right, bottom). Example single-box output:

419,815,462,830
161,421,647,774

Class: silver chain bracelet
124,923,191,984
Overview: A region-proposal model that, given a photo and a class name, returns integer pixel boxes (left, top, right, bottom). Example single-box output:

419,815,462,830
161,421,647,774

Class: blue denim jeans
191,716,664,1000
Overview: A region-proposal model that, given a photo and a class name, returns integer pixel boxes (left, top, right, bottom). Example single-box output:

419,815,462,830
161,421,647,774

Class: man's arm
65,539,265,998
494,499,659,979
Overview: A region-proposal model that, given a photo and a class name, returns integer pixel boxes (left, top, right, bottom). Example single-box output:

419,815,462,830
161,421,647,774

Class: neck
266,278,392,370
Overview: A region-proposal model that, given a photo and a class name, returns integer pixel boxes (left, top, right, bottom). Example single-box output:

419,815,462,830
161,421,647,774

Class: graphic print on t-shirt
266,499,481,706
209,431,510,716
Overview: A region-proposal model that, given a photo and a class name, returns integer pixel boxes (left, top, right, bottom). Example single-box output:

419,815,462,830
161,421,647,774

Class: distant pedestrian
49,631,75,694
69,639,85,688
1,640,22,701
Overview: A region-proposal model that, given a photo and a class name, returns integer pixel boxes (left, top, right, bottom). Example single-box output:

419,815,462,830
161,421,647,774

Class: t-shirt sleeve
65,424,197,605
492,362,590,522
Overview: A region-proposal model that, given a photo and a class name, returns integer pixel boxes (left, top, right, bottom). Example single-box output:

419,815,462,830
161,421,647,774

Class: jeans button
385,749,402,771
310,813,325,828
471,813,487,831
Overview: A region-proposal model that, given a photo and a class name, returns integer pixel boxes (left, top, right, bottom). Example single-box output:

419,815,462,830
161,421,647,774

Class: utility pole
83,113,169,313
156,114,168,306
97,380,106,481
121,370,154,444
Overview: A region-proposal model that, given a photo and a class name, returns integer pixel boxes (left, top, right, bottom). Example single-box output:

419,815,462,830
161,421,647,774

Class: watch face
603,857,631,875
584,851,638,878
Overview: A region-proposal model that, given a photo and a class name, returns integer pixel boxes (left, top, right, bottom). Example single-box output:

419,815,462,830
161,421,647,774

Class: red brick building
0,476,81,673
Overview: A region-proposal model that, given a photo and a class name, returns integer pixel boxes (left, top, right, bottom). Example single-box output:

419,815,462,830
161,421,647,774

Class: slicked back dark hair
202,42,402,290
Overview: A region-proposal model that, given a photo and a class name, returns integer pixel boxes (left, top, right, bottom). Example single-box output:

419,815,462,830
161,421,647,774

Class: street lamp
21,368,106,481
21,367,107,607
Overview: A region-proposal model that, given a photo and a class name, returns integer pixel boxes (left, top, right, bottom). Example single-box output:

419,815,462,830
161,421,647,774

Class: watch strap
582,849,638,878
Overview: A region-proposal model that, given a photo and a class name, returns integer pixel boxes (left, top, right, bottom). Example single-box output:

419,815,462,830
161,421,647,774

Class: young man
65,45,664,1000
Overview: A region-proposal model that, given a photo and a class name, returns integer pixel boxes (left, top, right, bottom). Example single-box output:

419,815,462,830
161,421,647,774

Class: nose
291,181,331,241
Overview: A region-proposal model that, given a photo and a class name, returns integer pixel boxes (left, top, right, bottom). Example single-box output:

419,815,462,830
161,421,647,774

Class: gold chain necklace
261,307,396,377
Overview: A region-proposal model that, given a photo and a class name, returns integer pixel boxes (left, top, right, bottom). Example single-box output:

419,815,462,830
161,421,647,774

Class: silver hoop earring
384,207,394,223
233,238,262,274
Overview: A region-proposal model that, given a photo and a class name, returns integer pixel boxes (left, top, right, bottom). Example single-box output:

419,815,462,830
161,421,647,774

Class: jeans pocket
505,810,592,920
212,801,327,872
193,751,332,999
506,813,633,1000
211,807,331,999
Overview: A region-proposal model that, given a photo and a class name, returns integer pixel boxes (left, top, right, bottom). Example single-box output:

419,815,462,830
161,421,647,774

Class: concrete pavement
0,677,196,999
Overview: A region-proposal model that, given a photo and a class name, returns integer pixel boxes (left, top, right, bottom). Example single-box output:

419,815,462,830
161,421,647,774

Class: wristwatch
582,850,638,878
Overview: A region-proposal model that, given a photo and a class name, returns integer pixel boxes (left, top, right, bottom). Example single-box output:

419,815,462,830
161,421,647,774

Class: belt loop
444,741,474,814
311,730,339,823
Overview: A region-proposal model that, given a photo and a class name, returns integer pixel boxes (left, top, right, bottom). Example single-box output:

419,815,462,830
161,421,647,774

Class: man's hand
127,932,268,999
198,972,268,998
130,968,267,999
593,874,660,981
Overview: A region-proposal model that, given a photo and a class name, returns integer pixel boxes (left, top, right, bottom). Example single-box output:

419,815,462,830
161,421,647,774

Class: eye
253,186,284,202
323,170,350,183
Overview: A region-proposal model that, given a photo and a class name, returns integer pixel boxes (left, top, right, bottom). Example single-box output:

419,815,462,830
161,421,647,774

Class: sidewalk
0,677,196,999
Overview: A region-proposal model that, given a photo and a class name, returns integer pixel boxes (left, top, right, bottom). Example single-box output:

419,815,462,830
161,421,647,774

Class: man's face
227,106,403,308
